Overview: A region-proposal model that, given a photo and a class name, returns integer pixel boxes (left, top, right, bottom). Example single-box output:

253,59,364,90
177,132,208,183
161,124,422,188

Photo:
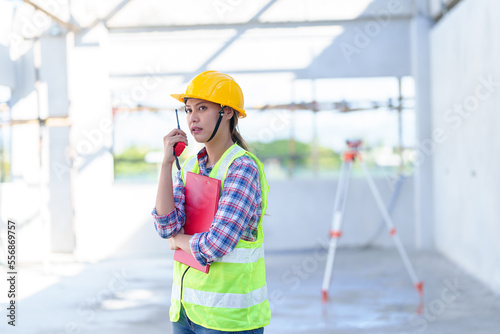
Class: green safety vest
170,143,271,331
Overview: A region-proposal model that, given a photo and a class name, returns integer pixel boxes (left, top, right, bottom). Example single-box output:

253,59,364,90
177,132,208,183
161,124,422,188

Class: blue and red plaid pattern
152,146,262,266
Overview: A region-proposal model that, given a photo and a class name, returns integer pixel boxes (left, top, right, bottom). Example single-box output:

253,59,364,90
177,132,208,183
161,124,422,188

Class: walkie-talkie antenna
175,109,181,129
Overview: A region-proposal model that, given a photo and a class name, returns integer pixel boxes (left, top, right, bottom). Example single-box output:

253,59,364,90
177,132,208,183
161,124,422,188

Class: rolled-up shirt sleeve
189,157,262,266
151,169,186,239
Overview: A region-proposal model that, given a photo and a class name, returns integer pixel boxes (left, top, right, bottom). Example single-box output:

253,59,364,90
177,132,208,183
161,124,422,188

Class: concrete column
410,1,434,249
39,32,74,252
68,24,114,261
0,45,15,88
0,2,15,88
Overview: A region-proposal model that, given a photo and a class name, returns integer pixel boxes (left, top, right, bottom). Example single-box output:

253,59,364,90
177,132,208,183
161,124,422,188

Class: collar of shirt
196,146,213,176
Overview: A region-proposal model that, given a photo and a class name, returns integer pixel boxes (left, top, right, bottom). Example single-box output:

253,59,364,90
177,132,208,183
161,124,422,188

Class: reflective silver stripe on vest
172,283,181,300
215,145,244,181
172,284,267,309
182,156,198,183
214,246,264,264
171,284,268,309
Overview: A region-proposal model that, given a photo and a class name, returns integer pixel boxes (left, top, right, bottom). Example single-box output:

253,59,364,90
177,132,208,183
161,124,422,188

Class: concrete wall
263,176,416,251
430,0,500,293
0,175,416,263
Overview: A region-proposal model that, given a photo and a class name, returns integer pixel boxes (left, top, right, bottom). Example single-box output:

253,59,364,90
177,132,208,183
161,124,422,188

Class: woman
151,71,271,333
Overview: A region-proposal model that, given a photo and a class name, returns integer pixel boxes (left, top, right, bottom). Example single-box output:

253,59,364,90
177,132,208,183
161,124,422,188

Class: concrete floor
2,226,500,334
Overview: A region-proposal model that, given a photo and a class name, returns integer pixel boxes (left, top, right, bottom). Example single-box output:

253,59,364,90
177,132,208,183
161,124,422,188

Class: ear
223,106,234,119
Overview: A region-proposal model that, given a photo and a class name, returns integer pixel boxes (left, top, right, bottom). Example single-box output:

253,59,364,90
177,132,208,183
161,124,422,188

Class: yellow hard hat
171,71,246,118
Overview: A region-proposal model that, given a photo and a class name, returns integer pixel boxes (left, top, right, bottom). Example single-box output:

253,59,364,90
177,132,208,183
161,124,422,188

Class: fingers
168,237,178,250
164,129,188,146
172,133,188,145
168,128,187,138
162,130,188,164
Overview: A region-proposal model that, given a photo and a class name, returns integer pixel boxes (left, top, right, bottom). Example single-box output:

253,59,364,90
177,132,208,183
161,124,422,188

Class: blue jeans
172,304,264,334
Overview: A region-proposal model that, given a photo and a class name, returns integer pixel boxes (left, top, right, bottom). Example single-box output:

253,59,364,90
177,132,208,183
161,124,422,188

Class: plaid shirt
151,146,262,266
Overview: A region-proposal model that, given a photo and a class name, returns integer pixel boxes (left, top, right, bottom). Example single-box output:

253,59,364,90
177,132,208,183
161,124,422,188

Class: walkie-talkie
173,109,185,170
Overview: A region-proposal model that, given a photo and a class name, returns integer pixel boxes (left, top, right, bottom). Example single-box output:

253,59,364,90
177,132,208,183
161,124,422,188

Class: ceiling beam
109,68,295,79
23,0,81,33
84,0,135,32
107,16,413,34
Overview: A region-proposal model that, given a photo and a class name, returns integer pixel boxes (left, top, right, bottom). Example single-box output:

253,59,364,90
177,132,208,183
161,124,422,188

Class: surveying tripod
321,140,423,303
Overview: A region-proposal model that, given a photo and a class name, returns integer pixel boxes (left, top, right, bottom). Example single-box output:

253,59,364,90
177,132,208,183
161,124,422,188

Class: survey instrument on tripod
321,140,424,304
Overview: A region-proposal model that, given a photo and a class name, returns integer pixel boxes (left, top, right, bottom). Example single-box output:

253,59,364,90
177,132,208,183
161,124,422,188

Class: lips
191,127,202,134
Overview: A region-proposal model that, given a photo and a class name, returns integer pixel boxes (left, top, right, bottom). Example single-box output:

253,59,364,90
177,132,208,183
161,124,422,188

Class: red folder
173,171,221,273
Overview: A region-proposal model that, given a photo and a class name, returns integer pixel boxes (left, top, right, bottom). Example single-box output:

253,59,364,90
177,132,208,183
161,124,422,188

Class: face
185,98,219,141
185,98,233,142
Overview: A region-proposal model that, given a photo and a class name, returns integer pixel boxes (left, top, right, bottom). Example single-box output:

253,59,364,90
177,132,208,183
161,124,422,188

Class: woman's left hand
168,228,185,250
168,238,178,250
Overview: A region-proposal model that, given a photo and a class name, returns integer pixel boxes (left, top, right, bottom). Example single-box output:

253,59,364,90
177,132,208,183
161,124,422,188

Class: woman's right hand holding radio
163,128,188,165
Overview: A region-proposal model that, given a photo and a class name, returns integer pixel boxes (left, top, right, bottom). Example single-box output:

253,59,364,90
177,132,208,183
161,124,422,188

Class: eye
199,106,207,111
185,108,191,114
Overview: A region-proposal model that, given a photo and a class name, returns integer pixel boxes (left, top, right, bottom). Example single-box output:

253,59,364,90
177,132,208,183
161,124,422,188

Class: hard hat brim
170,93,246,118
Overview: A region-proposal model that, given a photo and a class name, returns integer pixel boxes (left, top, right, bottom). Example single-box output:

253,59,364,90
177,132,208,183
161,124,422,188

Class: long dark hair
229,109,250,152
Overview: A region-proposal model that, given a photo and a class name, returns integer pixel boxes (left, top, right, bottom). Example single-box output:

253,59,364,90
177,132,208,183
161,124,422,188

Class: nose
187,110,199,124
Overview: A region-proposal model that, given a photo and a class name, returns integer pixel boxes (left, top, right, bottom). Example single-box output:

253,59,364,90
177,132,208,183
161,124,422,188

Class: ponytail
229,109,250,152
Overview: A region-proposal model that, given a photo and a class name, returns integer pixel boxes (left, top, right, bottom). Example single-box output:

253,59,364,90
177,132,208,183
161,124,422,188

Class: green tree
248,139,341,171
114,145,157,180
